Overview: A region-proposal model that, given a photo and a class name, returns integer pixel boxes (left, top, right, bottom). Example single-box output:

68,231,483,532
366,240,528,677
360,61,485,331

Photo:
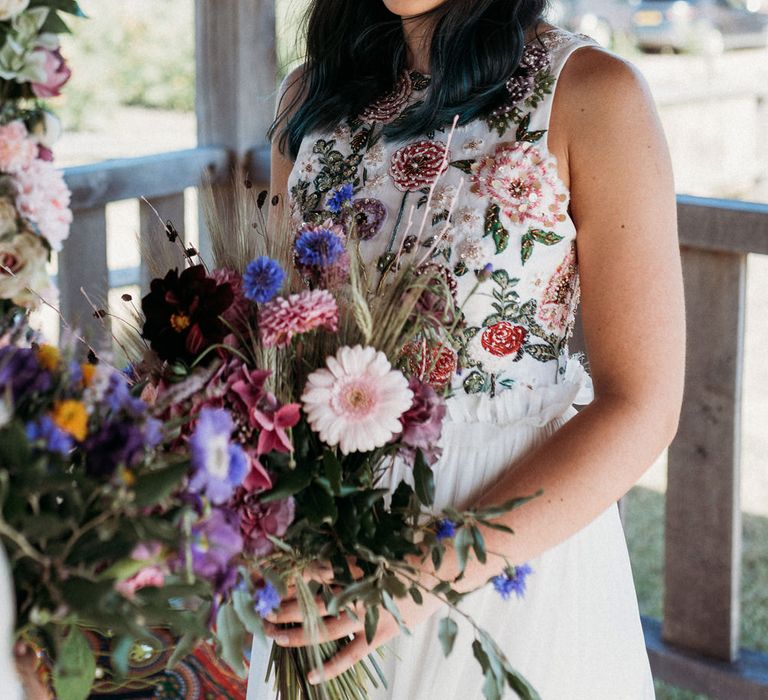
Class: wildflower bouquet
0,335,217,700
129,173,541,700
0,0,80,326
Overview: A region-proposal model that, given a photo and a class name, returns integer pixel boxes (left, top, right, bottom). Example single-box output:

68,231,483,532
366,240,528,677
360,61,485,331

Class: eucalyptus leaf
133,461,189,507
364,605,379,644
110,636,134,680
413,450,435,507
233,587,264,636
437,617,458,657
454,526,473,574
216,602,247,677
53,627,96,700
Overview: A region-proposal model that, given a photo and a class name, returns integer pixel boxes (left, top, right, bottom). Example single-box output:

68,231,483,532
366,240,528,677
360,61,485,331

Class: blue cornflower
243,256,285,303
294,227,345,268
189,408,248,505
254,582,281,618
26,416,73,456
435,519,457,541
491,563,533,600
326,183,354,214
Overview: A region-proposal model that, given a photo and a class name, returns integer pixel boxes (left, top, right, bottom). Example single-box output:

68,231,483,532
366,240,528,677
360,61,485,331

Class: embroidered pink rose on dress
470,142,568,228
389,140,451,192
359,70,413,124
537,241,580,333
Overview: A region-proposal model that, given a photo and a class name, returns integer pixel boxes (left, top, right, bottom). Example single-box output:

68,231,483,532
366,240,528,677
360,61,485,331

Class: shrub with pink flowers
0,1,81,325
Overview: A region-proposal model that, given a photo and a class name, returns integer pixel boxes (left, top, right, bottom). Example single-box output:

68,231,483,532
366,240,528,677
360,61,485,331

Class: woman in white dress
248,1,684,698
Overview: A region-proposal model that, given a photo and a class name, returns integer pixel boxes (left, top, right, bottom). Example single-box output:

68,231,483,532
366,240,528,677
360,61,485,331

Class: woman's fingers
308,633,373,684
264,611,362,647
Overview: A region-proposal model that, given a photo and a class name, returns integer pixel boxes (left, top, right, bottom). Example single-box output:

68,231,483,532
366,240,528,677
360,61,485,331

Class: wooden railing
55,0,768,697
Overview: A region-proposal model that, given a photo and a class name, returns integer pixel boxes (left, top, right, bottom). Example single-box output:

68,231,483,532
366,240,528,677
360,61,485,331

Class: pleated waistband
444,354,594,428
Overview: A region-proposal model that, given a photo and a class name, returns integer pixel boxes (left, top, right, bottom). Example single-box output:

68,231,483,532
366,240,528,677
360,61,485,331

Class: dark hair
271,0,548,160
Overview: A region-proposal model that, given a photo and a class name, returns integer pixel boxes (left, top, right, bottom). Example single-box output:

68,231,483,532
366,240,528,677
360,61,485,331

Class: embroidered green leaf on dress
484,203,510,254
449,159,476,174
514,113,547,144
520,228,564,264
524,343,559,362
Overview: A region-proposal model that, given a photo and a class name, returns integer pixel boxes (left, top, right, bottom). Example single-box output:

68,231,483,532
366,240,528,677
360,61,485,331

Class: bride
248,0,684,697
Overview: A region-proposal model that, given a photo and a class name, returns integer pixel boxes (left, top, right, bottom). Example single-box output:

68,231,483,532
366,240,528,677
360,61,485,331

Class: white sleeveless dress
248,28,655,700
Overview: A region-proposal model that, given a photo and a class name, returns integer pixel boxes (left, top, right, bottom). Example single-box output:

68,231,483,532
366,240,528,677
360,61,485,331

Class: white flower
29,110,62,148
430,184,457,212
455,235,495,268
301,345,414,454
0,196,19,237
0,229,48,308
454,207,482,233
0,0,29,22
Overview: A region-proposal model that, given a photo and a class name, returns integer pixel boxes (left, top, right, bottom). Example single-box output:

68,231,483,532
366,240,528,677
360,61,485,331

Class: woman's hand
261,554,446,685
262,576,444,685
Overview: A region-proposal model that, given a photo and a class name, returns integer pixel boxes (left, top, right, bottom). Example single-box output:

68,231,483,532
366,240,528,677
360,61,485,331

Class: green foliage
56,0,195,130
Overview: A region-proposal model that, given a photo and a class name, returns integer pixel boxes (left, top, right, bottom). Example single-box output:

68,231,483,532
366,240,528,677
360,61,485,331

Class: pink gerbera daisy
301,345,414,454
258,289,339,348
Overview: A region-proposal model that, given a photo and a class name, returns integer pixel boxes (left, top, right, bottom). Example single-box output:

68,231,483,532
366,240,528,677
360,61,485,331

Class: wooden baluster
139,193,187,295
58,206,109,342
664,245,745,662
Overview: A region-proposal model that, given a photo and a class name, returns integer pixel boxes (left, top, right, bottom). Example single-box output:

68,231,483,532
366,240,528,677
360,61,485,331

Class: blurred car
629,0,768,52
547,0,636,47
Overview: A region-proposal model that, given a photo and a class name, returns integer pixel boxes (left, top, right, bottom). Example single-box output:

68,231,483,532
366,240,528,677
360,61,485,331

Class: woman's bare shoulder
276,63,307,121
555,45,657,141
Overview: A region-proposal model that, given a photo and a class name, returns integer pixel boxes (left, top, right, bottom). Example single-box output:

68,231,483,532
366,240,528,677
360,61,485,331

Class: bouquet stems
268,640,385,700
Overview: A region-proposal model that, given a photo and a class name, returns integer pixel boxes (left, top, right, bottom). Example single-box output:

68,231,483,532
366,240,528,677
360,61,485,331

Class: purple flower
230,487,295,556
435,519,456,541
243,256,285,304
491,563,533,600
294,226,345,268
397,377,446,464
84,420,147,477
104,372,146,416
26,416,73,456
189,407,248,504
254,582,281,618
326,183,354,214
350,198,387,240
0,346,51,402
190,508,243,580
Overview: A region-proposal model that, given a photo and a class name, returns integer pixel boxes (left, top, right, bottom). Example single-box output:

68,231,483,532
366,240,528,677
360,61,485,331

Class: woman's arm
265,47,686,681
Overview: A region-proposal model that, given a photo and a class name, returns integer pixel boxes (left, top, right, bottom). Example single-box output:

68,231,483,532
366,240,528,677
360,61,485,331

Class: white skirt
247,357,655,699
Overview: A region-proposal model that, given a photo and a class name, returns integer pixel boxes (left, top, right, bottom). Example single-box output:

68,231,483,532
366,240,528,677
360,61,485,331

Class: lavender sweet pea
189,407,248,505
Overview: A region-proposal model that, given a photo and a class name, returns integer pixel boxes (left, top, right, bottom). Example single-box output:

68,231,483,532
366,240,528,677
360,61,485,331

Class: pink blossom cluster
0,119,72,251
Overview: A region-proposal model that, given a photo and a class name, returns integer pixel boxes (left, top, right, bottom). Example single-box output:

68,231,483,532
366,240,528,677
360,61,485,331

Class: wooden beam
58,206,109,340
644,617,768,699
63,147,229,211
664,247,745,661
677,195,768,256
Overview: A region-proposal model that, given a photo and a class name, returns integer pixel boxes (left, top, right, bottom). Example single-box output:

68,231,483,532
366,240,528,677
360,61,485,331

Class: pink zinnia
302,345,414,454
259,289,339,348
0,121,36,174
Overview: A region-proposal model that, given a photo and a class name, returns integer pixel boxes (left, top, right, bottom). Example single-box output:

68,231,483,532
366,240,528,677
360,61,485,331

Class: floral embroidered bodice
287,28,598,402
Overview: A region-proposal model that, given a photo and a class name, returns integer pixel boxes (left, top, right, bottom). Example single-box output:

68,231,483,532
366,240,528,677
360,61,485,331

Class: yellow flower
80,362,96,388
36,344,60,371
51,400,88,442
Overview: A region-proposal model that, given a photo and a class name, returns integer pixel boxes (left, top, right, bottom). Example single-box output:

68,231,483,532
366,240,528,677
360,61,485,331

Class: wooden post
663,246,745,662
58,206,109,340
195,0,277,269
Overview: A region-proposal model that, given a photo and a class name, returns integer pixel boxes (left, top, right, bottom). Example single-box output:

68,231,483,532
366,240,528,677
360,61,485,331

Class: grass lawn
623,486,768,699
